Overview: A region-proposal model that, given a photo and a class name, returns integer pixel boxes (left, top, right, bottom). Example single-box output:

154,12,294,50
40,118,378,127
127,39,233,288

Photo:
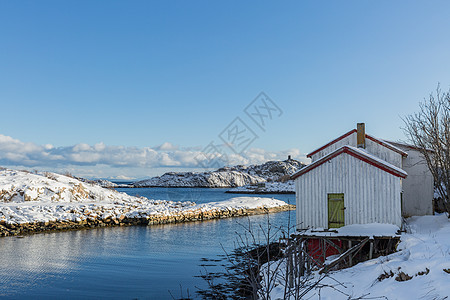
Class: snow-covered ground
0,169,290,225
266,214,450,299
227,181,295,193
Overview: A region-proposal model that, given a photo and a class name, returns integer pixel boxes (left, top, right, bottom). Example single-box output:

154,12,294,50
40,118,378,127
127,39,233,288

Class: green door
328,193,345,228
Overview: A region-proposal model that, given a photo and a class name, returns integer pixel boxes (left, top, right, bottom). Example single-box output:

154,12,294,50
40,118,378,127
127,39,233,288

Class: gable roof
385,140,435,153
292,145,408,180
306,129,408,158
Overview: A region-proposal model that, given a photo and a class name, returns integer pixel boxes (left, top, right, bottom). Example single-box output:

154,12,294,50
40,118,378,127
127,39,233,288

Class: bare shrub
276,175,291,183
64,171,74,178
43,172,57,181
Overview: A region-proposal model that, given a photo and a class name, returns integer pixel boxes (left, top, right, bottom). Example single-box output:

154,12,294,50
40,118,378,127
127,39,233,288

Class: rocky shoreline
0,204,295,237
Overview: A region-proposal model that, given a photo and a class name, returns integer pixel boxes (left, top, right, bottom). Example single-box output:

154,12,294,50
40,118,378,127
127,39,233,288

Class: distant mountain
132,159,305,188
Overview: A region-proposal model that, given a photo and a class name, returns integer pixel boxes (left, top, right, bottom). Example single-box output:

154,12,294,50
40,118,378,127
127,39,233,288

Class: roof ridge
307,129,408,158
292,145,408,180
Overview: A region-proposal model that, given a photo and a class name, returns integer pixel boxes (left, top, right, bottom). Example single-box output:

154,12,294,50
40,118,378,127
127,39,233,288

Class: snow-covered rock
133,170,266,188
92,179,118,188
133,159,305,188
0,169,292,229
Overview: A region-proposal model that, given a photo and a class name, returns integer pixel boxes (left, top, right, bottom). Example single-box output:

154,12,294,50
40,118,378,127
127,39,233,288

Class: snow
92,179,118,188
133,160,304,188
227,181,295,193
267,214,450,299
204,197,288,210
0,169,290,225
301,223,400,238
133,170,266,188
347,146,408,177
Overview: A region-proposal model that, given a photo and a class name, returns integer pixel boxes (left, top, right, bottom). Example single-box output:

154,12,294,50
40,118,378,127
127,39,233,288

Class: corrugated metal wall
296,152,402,230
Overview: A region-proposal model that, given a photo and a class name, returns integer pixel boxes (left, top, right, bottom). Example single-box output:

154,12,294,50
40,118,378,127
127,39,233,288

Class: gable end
292,146,407,180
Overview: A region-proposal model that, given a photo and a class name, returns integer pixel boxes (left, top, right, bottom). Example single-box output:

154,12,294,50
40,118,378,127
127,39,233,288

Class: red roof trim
291,146,407,180
365,135,408,157
307,129,356,158
306,129,408,158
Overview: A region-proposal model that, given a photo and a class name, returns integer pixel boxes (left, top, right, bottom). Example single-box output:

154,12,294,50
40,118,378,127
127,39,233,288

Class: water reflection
0,188,295,299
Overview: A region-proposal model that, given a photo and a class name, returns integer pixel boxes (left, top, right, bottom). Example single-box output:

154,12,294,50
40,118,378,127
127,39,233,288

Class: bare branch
402,84,450,213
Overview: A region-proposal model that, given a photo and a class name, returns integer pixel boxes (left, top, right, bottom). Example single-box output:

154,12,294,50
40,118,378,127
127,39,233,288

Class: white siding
295,152,402,230
365,139,402,168
310,132,403,168
310,133,356,162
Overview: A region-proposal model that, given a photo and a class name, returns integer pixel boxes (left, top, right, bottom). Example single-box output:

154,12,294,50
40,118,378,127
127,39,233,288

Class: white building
291,123,434,230
386,141,434,217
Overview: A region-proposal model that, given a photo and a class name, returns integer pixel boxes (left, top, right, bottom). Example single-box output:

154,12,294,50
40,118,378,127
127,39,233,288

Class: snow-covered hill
92,179,118,188
133,170,266,188
133,159,305,188
0,168,293,235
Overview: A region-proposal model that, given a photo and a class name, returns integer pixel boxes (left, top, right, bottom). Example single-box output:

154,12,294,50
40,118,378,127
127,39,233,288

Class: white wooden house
291,123,434,230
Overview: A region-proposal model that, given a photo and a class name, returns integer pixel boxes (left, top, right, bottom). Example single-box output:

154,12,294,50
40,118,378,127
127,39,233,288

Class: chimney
357,123,365,148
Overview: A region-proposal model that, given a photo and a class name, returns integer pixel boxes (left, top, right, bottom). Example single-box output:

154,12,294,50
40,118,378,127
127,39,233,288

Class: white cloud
72,143,92,152
156,142,179,151
112,175,134,180
0,134,308,177
94,142,106,151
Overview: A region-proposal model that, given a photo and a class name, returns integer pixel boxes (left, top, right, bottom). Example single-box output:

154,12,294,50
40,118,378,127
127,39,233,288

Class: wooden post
288,247,294,288
348,240,352,266
322,238,326,263
299,240,305,276
369,240,374,260
319,238,369,274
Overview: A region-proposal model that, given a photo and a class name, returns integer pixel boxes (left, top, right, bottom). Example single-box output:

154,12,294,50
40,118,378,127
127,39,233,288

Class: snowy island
130,159,304,189
0,168,294,237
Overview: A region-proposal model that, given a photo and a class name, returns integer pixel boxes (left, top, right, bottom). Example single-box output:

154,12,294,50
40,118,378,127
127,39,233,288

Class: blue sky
1,1,450,179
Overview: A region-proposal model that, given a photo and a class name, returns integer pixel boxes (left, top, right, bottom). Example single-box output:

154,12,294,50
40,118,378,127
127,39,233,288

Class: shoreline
225,190,295,194
0,204,295,237
116,185,245,189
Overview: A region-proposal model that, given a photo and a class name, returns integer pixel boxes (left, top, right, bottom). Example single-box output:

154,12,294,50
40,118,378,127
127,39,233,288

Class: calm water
0,188,295,299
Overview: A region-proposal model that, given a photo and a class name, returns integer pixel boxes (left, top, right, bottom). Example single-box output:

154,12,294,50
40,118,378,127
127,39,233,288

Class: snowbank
267,214,450,299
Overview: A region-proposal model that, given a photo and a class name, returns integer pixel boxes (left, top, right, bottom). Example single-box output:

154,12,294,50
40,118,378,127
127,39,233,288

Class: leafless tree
403,84,450,213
